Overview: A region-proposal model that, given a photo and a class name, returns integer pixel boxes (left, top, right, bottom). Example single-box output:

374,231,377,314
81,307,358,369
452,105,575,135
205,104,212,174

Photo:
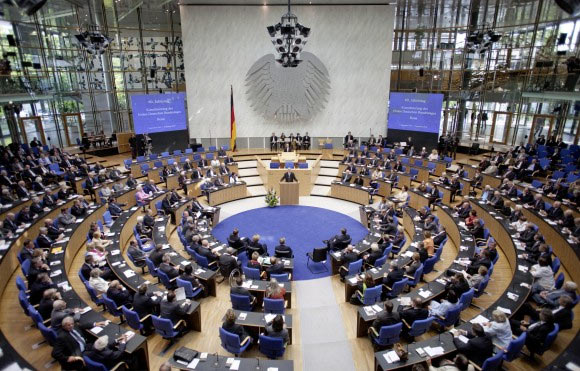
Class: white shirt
484,320,512,348
531,264,555,290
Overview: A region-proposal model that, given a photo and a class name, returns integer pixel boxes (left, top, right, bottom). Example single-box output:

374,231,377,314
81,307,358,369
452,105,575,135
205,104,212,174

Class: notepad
457,335,469,344
424,346,444,357
230,360,240,370
124,269,135,278
238,312,247,320
91,326,104,334
383,350,400,363
348,277,358,284
418,290,432,299
497,306,512,315
470,315,488,324
186,358,200,369
111,249,121,256
399,297,411,306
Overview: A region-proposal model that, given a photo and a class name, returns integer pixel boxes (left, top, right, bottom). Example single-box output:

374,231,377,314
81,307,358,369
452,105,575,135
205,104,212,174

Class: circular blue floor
211,205,368,280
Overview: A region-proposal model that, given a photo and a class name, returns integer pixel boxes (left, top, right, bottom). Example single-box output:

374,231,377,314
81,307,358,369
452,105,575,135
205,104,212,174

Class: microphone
256,357,260,370
213,352,219,368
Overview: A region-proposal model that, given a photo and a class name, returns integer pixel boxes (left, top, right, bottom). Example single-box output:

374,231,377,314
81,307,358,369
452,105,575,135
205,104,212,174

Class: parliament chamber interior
0,0,580,370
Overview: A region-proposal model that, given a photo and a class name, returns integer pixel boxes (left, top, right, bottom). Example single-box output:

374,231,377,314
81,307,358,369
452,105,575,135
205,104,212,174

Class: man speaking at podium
280,170,298,183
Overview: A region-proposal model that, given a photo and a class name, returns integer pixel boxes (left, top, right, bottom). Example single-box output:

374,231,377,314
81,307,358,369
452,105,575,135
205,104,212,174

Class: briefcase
174,347,198,363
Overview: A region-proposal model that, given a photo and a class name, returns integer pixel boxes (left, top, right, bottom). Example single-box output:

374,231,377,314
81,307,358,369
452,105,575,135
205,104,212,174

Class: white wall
181,4,394,138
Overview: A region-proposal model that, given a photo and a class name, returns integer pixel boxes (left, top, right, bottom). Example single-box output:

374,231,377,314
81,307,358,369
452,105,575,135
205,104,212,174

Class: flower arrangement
265,188,279,207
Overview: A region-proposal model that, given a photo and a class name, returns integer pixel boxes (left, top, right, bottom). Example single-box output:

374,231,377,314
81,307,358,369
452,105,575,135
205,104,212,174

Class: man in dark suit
371,300,400,334
149,244,165,267
228,228,246,250
247,234,267,257
399,297,429,328
106,280,133,307
453,323,493,367
467,250,492,275
547,201,564,221
382,262,405,289
231,276,256,306
344,131,354,148
197,240,219,263
280,171,298,183
51,316,106,370
190,167,203,180
132,284,162,318
270,133,278,150
159,254,180,281
160,291,191,324
489,191,504,210
338,245,359,279
274,237,293,258
36,227,54,249
325,228,351,251
219,247,239,277
15,181,30,198
265,256,285,278
83,334,128,369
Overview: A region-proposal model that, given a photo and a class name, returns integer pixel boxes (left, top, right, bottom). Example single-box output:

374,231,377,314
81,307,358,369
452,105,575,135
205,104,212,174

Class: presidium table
256,151,322,199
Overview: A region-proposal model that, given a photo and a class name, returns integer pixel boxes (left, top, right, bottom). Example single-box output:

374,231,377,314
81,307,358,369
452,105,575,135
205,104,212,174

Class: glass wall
391,0,580,146
0,0,183,147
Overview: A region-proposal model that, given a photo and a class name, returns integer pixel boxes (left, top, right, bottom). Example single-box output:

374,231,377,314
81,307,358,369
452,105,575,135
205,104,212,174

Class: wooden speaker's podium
280,181,299,205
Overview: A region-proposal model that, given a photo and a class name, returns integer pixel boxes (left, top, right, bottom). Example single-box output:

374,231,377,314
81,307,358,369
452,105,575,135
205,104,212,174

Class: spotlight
266,0,310,67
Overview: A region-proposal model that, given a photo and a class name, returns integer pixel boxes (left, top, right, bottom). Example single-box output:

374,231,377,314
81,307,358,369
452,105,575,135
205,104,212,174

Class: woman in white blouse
483,310,513,348
531,256,555,293
89,268,109,294
394,185,409,202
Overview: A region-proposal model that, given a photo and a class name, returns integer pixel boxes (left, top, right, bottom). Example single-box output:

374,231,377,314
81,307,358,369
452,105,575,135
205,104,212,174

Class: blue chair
503,332,526,362
533,323,559,356
422,255,438,275
38,321,57,346
15,276,27,292
28,305,47,327
473,276,490,300
122,305,148,335
271,272,290,282
157,269,176,289
373,254,388,268
406,316,434,339
231,293,255,311
173,149,182,156
149,154,158,160
136,156,146,162
458,288,474,311
259,334,285,359
479,351,504,371
222,145,230,151
339,259,363,277
284,161,294,169
84,355,127,371
145,258,159,281
298,162,308,169
369,322,403,348
155,200,164,215
552,257,561,274
161,152,170,158
555,272,565,290
242,265,263,280
123,159,133,170
185,148,193,154
193,250,218,270
102,294,125,323
176,278,203,299
270,162,280,169
355,285,382,305
219,327,252,356
264,298,286,314
18,291,31,316
20,259,31,277
384,278,408,299
102,210,114,227
152,315,186,354
404,264,424,288
83,281,105,309
434,303,461,329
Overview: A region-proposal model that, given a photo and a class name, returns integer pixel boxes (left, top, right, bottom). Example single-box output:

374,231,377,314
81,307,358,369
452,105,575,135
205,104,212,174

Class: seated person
179,265,206,298
445,273,470,297
399,297,429,330
462,266,488,289
265,256,285,279
338,245,359,279
423,231,435,255
370,300,400,336
511,308,555,355
264,314,289,346
466,250,492,275
265,278,286,299
89,268,109,295
230,276,256,306
247,234,267,257
324,228,351,251
428,290,458,318
532,280,577,308
530,256,555,293
455,201,472,218
274,237,293,258
405,253,421,275
132,284,162,319
160,290,191,324
218,247,240,277
382,261,405,292
106,280,133,308
452,323,493,367
228,228,247,250
247,252,262,270
159,253,180,281
222,308,250,341
363,243,383,267
483,310,513,349
350,274,376,305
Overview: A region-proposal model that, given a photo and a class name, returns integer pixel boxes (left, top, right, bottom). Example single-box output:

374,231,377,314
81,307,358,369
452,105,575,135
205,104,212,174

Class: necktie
70,329,85,352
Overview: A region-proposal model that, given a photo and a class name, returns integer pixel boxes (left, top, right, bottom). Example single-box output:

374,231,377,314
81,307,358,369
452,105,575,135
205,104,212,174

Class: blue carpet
211,205,368,280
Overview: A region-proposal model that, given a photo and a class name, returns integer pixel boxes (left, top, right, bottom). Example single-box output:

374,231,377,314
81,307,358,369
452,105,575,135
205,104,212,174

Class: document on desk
424,346,444,357
418,290,432,299
457,335,469,344
186,358,199,369
111,249,121,256
383,350,400,363
264,314,276,323
230,360,240,370
470,314,488,325
399,297,411,306
496,306,512,315
348,277,358,284
124,269,135,278
238,312,247,320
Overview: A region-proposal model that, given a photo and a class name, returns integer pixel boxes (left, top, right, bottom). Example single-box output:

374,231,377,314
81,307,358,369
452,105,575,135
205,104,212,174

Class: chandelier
266,0,310,68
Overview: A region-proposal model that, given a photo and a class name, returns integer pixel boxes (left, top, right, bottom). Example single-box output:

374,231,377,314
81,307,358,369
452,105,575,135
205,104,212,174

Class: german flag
230,85,237,151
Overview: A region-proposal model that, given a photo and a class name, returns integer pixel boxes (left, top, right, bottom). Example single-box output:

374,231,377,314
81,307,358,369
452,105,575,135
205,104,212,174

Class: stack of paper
418,290,432,299
383,351,400,363
124,270,135,278
400,297,412,306
497,306,512,315
470,315,488,324
424,346,444,356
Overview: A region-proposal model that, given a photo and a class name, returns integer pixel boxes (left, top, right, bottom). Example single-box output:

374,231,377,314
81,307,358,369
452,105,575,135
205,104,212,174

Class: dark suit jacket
159,263,179,279
266,263,285,276
222,322,247,340
554,307,573,330
37,234,53,249
133,292,159,318
51,324,92,369
280,172,298,182
383,268,404,288
160,300,188,323
547,207,564,221
274,245,293,258
526,322,555,354
453,334,493,366
231,286,254,299
83,341,126,369
219,254,238,275
399,307,429,326
228,234,245,249
372,311,400,331
107,286,132,307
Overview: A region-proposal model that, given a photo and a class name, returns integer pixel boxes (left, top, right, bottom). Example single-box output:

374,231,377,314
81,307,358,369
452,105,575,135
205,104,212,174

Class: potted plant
265,188,279,207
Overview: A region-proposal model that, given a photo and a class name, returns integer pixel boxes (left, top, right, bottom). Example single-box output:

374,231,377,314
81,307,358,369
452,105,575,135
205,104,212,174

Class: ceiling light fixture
266,0,310,67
